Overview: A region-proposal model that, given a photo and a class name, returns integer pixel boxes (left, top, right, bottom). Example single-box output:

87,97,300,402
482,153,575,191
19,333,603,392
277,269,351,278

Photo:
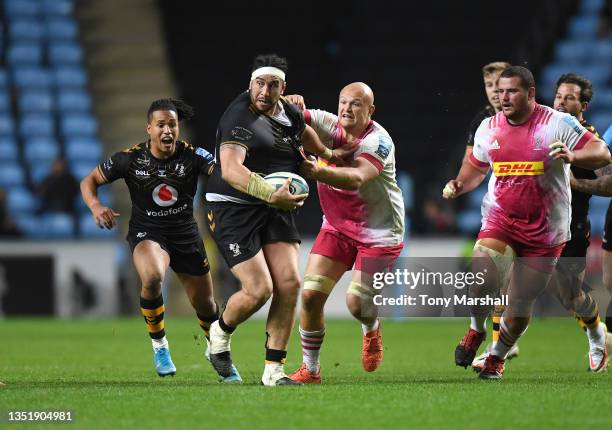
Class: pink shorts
311,227,403,274
477,228,565,273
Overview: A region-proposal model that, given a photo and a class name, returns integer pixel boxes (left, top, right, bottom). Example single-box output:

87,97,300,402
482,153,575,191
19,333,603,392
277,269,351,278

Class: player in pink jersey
443,66,609,379
285,83,405,383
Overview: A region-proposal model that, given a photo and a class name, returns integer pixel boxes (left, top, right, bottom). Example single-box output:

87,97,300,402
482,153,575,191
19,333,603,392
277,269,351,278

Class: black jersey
466,105,496,147
206,92,306,203
98,140,214,243
570,122,602,221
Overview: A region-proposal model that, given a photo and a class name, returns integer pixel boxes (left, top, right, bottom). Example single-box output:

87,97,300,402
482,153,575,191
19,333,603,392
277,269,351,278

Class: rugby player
443,66,610,379
80,99,242,381
285,83,405,384
205,54,353,386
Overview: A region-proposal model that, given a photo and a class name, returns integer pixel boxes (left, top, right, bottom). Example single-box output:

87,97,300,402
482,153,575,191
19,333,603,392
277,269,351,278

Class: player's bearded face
249,76,285,114
147,110,179,158
498,77,531,120
484,72,502,111
553,83,585,118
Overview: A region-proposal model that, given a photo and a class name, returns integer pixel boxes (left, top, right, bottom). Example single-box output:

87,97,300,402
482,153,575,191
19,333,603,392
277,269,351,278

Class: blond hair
482,61,512,78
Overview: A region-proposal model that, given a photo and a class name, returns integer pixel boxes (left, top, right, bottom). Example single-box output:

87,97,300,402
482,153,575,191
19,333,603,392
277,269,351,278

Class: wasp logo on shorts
229,243,241,257
493,161,544,176
152,184,178,206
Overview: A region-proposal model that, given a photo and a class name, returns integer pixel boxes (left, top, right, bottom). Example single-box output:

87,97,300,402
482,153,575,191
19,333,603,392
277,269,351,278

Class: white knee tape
473,240,515,290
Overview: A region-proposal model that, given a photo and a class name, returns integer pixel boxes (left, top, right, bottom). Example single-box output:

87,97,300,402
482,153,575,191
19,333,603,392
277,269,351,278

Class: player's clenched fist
442,180,463,199
91,202,120,229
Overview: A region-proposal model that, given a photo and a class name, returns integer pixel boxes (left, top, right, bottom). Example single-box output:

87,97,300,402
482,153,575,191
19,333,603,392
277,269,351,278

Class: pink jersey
469,104,594,247
305,109,405,246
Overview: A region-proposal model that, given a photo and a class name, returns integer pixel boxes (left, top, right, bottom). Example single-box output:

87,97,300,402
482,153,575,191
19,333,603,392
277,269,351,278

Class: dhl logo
493,161,544,176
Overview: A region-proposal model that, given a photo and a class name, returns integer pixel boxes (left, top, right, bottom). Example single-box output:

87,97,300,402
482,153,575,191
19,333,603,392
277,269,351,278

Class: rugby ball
264,172,309,196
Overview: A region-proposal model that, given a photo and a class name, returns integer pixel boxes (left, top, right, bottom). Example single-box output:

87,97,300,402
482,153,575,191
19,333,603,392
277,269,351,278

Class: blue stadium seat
12,66,53,89
589,88,612,112
580,0,605,14
65,137,102,162
0,69,9,87
15,215,45,238
19,113,55,137
57,89,91,112
48,42,83,65
568,15,599,39
0,92,11,111
467,184,488,209
541,63,610,88
24,136,60,163
19,89,54,113
0,163,26,187
40,212,75,238
7,43,43,66
456,209,482,234
41,0,74,16
45,18,78,40
590,195,609,212
555,40,591,63
70,160,99,181
54,66,87,88
4,0,41,17
6,187,38,214
590,208,607,236
79,213,116,238
9,19,46,41
0,115,16,136
30,160,54,184
0,137,19,162
60,114,98,137
591,112,612,134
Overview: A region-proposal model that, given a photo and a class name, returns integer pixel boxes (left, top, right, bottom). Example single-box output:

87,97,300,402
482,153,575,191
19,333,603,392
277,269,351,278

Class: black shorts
206,202,301,268
603,201,612,251
126,229,210,276
558,217,590,276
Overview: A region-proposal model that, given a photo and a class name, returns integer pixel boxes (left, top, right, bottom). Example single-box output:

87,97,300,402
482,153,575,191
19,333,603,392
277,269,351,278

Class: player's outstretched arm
80,168,120,229
570,166,612,196
442,160,488,199
301,155,378,190
301,125,357,165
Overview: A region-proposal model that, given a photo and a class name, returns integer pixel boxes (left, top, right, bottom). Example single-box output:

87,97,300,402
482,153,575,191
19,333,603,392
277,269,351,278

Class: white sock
152,336,169,351
362,319,379,335
470,316,487,333
263,362,285,382
587,322,605,345
491,317,526,358
300,327,325,373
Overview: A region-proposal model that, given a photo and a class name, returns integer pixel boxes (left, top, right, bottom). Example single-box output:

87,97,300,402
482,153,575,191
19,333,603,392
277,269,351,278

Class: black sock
265,348,287,364
218,314,236,334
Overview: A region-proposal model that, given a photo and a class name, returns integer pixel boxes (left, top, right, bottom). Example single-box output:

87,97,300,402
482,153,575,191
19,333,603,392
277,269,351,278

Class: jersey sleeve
554,113,594,151
97,150,131,183
304,109,338,148
355,133,393,173
194,146,215,176
217,106,257,153
469,121,491,170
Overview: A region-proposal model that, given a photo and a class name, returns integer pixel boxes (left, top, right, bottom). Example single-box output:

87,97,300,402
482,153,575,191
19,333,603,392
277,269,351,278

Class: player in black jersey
206,54,351,386
462,62,511,164
549,74,609,372
80,98,242,381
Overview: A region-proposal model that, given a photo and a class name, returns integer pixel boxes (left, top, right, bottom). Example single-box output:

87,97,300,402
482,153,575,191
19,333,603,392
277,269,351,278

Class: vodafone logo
152,184,178,207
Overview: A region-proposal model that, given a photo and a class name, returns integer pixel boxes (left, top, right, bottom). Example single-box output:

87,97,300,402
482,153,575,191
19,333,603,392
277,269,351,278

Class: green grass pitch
1,318,611,429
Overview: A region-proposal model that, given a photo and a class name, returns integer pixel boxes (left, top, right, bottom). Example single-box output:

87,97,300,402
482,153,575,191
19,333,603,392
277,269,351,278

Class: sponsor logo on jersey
135,169,150,177
562,115,583,135
375,135,392,159
103,158,113,170
493,161,544,176
172,162,185,177
136,154,150,166
195,147,213,161
490,139,500,149
231,126,254,141
146,203,188,217
152,184,178,206
158,169,166,177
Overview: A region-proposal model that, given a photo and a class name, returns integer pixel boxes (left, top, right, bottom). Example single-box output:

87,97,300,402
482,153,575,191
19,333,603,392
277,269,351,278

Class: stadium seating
0,0,109,239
